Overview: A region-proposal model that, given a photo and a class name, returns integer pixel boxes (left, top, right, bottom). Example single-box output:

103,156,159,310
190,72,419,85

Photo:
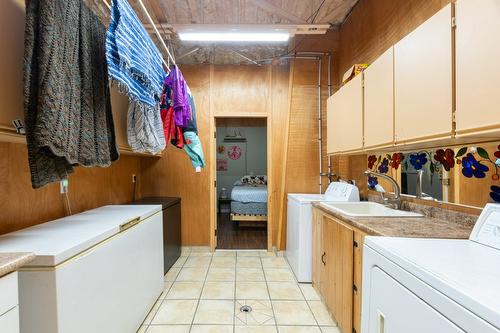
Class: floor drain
240,305,252,313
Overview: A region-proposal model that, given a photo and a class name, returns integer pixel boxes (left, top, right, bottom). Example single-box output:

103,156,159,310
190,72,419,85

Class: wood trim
276,60,295,251
210,112,271,251
230,213,268,222
394,131,453,145
0,127,160,158
327,148,365,156
0,127,25,144
400,193,481,215
455,124,500,136
362,141,395,151
209,65,216,251
266,65,273,251
367,190,482,215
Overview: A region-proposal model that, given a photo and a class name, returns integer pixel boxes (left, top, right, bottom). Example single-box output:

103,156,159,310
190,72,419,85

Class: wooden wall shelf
0,127,161,158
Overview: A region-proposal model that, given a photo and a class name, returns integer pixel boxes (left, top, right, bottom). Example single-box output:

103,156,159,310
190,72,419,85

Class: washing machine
286,182,360,282
362,203,500,333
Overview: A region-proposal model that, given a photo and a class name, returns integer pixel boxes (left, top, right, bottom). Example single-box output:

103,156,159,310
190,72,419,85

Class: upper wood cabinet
327,74,364,154
394,4,453,144
363,47,394,149
455,0,500,138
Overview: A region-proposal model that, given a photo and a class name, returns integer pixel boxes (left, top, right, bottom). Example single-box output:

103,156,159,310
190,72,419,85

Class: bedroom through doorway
215,117,268,249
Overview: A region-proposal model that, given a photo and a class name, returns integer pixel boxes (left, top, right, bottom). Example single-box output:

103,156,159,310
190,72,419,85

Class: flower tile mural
367,144,500,203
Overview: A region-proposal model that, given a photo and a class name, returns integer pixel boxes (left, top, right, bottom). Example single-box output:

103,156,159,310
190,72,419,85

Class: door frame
210,114,272,251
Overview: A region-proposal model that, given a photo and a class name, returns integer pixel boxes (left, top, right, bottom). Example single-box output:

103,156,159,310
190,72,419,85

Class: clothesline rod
102,0,111,9
229,48,260,66
101,0,176,71
135,0,176,67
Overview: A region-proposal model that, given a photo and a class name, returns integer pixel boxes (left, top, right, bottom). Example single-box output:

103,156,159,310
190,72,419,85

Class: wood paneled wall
274,32,341,249
140,65,212,246
0,142,142,235
0,0,147,235
140,64,292,247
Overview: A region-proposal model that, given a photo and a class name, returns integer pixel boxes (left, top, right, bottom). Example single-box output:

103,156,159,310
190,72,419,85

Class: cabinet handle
378,311,386,333
321,252,326,265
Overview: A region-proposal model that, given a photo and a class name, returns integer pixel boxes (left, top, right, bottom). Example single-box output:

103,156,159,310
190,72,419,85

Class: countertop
312,202,473,239
0,252,35,277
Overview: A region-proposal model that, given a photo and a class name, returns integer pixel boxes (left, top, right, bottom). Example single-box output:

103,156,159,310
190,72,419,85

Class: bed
230,184,268,225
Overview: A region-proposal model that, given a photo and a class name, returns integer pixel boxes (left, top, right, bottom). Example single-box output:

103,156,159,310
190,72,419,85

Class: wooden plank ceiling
88,0,359,64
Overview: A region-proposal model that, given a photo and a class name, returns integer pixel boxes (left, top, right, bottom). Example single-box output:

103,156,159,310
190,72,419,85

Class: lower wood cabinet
312,207,366,333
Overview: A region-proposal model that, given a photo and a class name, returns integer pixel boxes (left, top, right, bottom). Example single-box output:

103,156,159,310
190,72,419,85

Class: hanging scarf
24,0,118,188
106,0,165,106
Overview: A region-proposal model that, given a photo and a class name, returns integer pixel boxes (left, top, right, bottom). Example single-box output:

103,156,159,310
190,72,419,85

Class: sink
320,202,423,218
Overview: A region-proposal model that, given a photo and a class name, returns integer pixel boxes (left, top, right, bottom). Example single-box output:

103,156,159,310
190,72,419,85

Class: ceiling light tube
178,32,290,42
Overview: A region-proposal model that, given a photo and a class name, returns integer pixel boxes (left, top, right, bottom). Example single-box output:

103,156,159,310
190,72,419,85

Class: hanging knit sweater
24,0,119,189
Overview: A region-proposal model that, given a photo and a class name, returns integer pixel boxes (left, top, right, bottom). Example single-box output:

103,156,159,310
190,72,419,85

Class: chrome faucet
364,170,402,209
415,169,437,201
416,169,423,199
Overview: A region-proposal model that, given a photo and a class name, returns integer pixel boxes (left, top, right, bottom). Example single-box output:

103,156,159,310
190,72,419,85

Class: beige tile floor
138,248,340,333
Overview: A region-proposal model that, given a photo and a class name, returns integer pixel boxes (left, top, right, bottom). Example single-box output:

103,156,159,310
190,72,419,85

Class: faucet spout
364,170,402,209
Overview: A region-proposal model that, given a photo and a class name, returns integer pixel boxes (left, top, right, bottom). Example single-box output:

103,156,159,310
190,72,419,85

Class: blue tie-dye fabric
106,0,165,106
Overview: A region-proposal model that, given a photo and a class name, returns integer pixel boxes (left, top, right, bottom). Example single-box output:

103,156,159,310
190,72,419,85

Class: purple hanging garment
165,65,191,128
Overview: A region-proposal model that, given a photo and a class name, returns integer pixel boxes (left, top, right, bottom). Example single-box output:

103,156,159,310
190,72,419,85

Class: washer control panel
470,203,500,250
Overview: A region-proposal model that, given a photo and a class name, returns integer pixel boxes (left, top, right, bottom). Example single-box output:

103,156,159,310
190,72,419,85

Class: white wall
216,126,267,211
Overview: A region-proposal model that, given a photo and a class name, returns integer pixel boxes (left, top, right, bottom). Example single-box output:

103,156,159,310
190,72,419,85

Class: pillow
240,175,267,186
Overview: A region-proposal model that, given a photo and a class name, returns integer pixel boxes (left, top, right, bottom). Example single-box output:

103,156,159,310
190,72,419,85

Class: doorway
214,117,268,249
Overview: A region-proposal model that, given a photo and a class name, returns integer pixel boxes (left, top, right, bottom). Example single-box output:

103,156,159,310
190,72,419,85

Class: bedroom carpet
217,213,267,249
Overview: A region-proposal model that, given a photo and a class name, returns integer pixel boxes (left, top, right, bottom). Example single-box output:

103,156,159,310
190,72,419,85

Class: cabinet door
352,232,365,333
366,267,464,333
327,74,364,154
364,47,394,149
394,4,453,143
312,208,323,293
327,94,342,154
321,216,336,310
456,0,500,137
323,216,354,333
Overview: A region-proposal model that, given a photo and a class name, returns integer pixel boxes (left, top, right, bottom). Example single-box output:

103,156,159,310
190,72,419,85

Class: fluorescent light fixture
178,31,290,42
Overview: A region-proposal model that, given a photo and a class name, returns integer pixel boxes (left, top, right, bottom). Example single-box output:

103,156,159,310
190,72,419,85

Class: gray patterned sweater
24,0,119,189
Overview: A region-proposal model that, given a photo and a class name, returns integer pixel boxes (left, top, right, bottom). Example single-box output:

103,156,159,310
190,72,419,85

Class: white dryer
286,182,359,282
362,203,500,333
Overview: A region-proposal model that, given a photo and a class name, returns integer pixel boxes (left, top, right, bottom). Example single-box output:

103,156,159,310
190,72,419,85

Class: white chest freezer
0,205,164,333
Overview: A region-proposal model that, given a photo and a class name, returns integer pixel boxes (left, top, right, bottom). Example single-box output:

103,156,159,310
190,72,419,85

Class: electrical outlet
60,179,69,194
132,174,137,183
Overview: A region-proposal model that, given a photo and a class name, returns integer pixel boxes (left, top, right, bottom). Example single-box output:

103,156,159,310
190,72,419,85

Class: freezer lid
0,205,161,267
130,196,181,209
